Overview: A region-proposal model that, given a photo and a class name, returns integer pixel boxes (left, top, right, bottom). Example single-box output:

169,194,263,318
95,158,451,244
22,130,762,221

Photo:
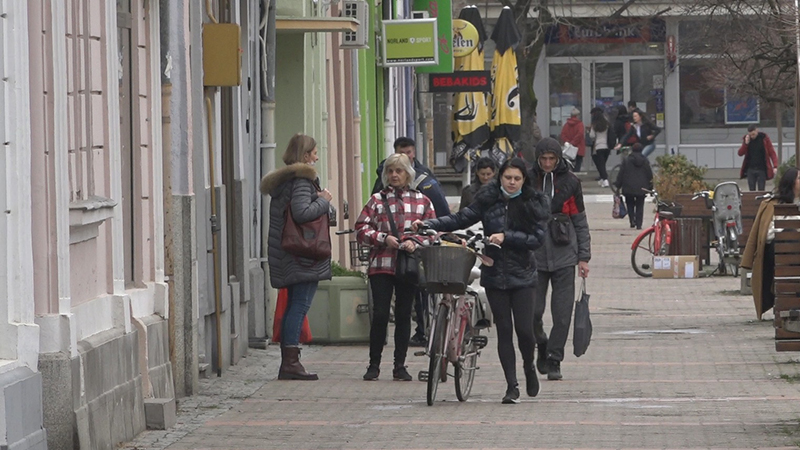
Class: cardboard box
652,255,700,279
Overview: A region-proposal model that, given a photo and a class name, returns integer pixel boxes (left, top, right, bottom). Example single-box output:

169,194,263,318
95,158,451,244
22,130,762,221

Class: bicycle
630,189,681,277
415,228,494,405
692,181,743,277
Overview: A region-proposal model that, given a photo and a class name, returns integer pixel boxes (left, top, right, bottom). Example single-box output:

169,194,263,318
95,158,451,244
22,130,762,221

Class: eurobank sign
381,19,438,67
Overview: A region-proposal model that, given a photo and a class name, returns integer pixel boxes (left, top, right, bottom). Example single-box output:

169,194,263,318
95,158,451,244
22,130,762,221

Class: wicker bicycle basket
418,245,477,294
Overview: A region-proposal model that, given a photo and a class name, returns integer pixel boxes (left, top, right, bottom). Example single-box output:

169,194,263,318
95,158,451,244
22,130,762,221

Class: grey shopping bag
573,278,592,357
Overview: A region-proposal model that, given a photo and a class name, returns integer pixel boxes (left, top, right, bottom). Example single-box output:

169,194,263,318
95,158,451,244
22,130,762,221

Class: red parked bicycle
630,189,681,277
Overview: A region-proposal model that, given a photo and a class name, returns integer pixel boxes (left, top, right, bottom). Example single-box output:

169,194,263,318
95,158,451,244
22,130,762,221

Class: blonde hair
282,133,317,165
381,153,416,189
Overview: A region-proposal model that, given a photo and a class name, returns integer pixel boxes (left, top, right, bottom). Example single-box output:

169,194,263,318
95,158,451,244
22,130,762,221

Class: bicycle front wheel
427,303,448,406
631,228,656,277
455,303,479,402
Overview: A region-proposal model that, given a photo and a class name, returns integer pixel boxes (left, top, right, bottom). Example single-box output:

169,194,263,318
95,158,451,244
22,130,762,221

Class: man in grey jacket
529,137,592,381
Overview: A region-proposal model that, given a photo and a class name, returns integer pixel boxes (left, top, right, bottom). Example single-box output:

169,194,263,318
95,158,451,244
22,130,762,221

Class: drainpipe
260,0,277,330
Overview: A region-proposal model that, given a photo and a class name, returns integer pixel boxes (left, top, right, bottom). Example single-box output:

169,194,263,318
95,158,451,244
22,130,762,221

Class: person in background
372,137,449,216
260,133,333,381
627,100,637,114
559,107,586,171
615,109,661,159
459,157,498,210
530,137,592,382
613,105,633,149
738,124,778,192
741,168,800,320
372,137,449,348
414,158,550,404
613,143,653,230
589,107,616,188
356,153,437,381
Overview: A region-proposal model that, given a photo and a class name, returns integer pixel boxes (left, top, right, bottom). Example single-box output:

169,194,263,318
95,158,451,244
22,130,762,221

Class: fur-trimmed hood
260,163,318,196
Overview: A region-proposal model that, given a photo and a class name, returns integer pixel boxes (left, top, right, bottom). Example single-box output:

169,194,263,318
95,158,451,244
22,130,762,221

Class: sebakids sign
381,19,438,67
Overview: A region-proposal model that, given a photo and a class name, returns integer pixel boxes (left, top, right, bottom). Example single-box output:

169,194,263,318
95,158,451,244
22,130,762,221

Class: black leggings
593,148,610,180
368,274,416,367
486,287,536,388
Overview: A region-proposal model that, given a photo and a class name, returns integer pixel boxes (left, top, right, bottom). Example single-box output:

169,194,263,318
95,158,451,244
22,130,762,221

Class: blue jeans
641,144,656,158
281,281,319,346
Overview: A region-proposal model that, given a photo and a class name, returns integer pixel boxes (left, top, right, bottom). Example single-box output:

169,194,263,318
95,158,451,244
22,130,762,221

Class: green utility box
307,277,371,344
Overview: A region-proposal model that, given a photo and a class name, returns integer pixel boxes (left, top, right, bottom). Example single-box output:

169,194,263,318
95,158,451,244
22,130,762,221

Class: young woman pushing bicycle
413,158,551,404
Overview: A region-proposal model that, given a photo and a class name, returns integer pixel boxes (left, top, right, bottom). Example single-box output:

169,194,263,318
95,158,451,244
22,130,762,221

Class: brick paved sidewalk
123,201,800,450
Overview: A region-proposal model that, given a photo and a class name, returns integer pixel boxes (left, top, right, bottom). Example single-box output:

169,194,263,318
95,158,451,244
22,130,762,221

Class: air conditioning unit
341,1,369,49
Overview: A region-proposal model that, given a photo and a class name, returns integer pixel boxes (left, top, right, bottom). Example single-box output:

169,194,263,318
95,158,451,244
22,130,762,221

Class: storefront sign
546,18,666,44
452,19,479,57
381,19,439,67
413,0,453,73
428,71,491,92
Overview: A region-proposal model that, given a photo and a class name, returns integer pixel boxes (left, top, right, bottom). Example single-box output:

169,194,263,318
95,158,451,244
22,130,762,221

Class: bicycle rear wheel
426,303,448,406
455,302,479,402
631,228,656,277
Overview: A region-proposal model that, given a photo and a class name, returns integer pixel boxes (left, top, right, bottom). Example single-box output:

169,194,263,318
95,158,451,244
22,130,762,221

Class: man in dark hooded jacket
529,137,592,381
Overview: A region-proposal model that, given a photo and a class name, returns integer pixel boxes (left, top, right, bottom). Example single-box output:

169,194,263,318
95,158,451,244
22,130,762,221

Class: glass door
591,62,624,117
548,63,582,138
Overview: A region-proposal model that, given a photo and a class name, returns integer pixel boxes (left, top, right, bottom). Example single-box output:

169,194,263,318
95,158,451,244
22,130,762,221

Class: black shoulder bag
380,193,422,286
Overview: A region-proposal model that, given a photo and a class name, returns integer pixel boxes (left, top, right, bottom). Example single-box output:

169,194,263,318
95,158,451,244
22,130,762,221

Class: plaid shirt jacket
355,187,437,276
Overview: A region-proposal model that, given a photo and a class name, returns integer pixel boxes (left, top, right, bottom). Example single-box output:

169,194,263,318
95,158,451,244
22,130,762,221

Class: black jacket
372,158,450,217
614,150,653,196
424,181,550,290
619,122,661,147
614,113,631,145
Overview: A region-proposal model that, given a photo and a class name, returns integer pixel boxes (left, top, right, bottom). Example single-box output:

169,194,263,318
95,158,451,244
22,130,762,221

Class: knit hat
570,107,580,117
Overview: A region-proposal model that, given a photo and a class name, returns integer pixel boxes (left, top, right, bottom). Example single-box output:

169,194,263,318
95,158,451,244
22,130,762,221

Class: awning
276,17,359,33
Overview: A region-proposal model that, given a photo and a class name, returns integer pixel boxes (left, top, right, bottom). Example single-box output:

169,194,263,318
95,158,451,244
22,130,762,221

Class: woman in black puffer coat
414,158,551,404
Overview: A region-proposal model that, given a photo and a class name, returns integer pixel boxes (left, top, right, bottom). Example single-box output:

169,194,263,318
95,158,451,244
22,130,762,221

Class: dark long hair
498,157,531,191
631,108,654,127
498,158,549,227
777,167,799,204
590,107,609,132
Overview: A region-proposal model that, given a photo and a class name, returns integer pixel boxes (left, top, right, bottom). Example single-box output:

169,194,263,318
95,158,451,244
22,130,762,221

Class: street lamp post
795,0,800,166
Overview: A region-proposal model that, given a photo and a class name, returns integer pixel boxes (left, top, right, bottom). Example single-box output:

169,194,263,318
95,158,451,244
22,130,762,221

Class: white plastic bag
562,143,578,161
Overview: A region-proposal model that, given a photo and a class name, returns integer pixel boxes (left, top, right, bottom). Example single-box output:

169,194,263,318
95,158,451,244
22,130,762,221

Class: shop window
680,58,794,129
548,63,582,138
679,59,725,128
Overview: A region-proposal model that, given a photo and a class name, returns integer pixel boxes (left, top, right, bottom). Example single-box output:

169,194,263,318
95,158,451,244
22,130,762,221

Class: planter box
307,277,370,344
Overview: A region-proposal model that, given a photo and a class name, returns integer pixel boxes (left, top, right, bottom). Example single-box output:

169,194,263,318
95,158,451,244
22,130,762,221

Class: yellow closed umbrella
488,7,521,165
450,6,490,173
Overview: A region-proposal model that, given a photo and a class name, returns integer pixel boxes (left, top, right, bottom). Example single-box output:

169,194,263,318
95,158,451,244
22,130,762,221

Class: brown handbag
281,205,331,261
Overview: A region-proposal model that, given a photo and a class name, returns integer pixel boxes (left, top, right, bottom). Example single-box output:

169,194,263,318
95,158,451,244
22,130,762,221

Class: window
679,59,725,128
548,63,582,137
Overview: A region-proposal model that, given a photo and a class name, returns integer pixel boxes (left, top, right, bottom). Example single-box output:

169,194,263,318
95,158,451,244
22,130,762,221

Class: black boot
278,346,318,380
534,315,549,375
523,361,540,397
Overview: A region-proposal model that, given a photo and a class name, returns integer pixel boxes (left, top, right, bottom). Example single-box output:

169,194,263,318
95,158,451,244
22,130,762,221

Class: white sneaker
601,179,610,188
597,180,604,187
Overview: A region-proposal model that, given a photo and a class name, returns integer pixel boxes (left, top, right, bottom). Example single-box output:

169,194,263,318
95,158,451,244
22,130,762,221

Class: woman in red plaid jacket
355,153,437,382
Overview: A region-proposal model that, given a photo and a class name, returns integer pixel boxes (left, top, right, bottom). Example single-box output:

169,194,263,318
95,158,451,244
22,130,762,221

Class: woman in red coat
560,107,586,171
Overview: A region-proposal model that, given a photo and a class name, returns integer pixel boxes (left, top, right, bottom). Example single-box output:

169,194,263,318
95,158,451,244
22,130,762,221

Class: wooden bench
671,191,769,267
771,203,800,351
